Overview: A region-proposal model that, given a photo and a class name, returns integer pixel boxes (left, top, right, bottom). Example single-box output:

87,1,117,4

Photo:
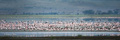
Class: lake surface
0,32,120,37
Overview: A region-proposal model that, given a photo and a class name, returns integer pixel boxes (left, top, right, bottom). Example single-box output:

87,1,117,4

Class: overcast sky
0,0,120,14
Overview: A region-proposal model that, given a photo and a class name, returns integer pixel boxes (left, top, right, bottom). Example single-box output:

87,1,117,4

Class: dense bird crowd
0,20,120,31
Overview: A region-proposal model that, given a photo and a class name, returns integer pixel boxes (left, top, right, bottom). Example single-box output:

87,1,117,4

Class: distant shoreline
0,36,120,40
0,15,120,18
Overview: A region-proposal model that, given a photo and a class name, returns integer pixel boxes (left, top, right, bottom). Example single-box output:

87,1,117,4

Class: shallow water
0,32,120,37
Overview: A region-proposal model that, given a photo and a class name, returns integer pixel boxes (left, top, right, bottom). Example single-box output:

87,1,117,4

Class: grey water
0,32,120,37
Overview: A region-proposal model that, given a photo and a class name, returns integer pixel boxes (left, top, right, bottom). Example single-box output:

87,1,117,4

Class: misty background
0,0,120,15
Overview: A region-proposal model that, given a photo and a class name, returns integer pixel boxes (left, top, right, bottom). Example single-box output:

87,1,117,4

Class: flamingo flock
0,20,120,31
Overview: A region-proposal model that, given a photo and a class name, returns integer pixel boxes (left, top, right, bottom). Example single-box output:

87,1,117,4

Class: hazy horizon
0,0,120,15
